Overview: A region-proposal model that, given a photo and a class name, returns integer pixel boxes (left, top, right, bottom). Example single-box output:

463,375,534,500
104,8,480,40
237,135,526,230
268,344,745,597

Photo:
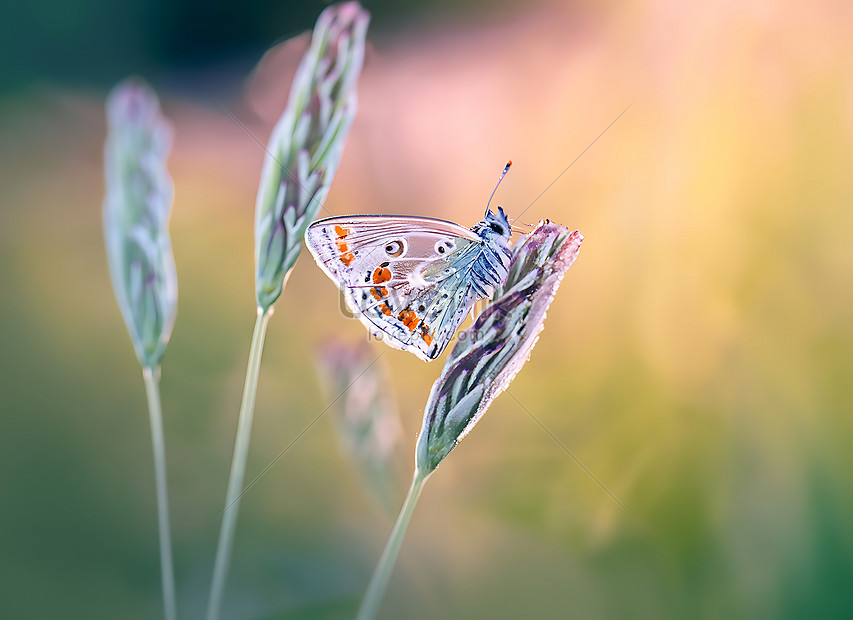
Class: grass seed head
103,78,178,369
416,222,584,476
316,340,403,509
255,2,370,311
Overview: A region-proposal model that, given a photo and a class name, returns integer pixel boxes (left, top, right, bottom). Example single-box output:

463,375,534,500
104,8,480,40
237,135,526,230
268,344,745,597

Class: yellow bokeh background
1,0,851,617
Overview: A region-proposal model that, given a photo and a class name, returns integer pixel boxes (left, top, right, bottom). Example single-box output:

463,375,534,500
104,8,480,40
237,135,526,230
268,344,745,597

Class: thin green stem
142,366,177,620
357,471,428,620
207,308,273,620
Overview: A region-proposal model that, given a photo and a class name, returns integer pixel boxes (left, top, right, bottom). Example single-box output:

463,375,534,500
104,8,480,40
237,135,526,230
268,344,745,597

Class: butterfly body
305,208,513,362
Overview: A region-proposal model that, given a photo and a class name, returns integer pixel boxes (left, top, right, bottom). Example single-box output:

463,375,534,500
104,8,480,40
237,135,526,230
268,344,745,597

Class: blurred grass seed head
254,2,369,311
416,223,584,475
103,79,177,369
316,340,403,506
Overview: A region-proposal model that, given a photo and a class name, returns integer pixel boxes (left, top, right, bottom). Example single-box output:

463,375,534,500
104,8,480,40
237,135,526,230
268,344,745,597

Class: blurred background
2,0,852,617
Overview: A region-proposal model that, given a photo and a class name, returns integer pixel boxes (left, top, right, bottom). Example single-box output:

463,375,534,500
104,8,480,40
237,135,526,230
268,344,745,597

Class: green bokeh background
2,0,853,618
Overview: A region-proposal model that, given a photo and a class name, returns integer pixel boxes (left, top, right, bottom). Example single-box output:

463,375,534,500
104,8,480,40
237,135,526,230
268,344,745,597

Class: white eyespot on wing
433,239,457,256
382,239,406,258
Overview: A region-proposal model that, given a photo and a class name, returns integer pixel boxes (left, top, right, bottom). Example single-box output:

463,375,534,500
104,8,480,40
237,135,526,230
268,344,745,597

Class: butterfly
305,163,515,362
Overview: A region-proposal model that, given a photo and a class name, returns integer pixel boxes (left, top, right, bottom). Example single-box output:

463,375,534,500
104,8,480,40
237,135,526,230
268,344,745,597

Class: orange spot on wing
334,225,350,238
336,240,348,253
372,267,392,284
420,323,433,345
370,286,389,301
340,252,355,266
380,303,392,316
398,310,420,331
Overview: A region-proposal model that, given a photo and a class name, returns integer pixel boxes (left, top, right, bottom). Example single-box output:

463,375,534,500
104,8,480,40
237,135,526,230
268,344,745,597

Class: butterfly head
473,206,512,240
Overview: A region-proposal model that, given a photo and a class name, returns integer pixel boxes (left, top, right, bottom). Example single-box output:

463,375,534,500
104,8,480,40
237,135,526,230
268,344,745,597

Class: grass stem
142,366,177,620
207,308,273,620
357,471,427,620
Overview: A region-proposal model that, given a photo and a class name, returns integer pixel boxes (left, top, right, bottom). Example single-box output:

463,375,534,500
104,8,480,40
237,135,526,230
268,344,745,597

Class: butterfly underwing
305,207,514,362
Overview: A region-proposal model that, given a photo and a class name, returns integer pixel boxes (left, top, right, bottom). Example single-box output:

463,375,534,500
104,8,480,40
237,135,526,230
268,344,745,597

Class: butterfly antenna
486,160,512,216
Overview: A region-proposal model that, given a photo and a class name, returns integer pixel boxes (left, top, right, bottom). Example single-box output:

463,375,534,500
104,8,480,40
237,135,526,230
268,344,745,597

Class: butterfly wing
305,215,486,361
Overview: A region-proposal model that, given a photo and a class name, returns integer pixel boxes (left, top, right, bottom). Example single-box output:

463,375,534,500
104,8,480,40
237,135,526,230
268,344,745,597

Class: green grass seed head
254,2,370,312
103,78,178,370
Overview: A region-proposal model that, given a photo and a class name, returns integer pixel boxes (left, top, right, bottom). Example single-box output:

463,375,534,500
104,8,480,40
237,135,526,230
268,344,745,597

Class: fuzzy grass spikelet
254,2,369,311
103,79,177,369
